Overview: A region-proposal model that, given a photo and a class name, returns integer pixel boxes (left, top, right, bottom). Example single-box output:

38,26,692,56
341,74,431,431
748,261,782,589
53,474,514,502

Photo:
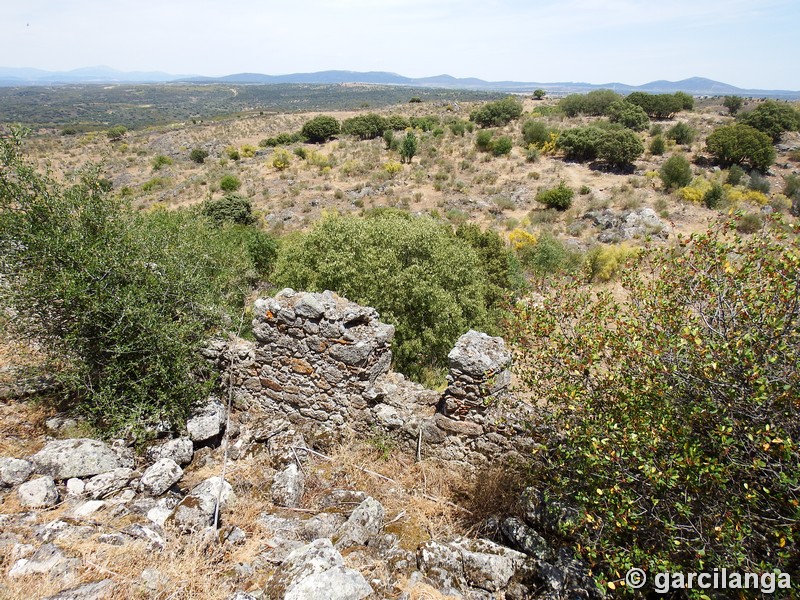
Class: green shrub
522,120,552,147
556,126,605,161
106,125,127,141
189,148,209,164
410,115,441,131
659,154,692,190
666,121,695,145
706,124,776,172
559,90,621,117
342,113,389,140
387,115,411,130
293,147,308,160
225,146,241,161
535,182,574,211
738,100,800,142
260,132,304,147
597,128,644,169
585,244,636,282
301,115,340,143
649,135,666,155
515,232,582,281
449,120,467,136
272,212,496,379
272,149,292,170
723,95,744,115
625,92,684,118
151,154,173,171
703,182,725,208
220,174,241,192
399,132,418,164
726,164,745,185
142,177,169,193
475,130,494,152
0,133,273,435
606,101,650,131
735,211,764,233
491,136,513,156
201,193,257,226
783,174,800,199
470,96,523,127
748,171,770,193
509,218,799,590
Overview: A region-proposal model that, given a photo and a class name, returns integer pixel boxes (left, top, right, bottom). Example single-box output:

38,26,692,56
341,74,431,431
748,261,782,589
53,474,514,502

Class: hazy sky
2,0,798,89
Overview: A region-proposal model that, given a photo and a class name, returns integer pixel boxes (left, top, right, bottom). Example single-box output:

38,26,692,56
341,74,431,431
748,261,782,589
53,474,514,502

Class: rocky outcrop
31,439,133,480
584,207,671,242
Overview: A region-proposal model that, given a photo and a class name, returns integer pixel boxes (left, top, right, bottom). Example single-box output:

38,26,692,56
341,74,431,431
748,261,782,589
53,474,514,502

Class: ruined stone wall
205,289,533,466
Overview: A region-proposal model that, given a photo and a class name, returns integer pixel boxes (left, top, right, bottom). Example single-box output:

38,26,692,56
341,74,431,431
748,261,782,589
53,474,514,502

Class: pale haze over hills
1,0,797,91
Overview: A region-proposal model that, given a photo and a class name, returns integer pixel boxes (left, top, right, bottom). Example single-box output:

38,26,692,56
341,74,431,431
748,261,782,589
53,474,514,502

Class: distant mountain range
1,66,797,98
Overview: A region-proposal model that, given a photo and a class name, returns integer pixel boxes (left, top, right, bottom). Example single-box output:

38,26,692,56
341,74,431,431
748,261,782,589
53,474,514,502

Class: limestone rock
31,439,132,480
84,468,134,499
145,438,194,466
449,537,526,592
333,496,384,550
18,476,59,508
43,579,114,600
500,516,553,560
264,538,372,600
8,543,79,580
271,463,305,508
169,476,235,533
447,330,511,378
139,458,182,496
0,457,34,487
187,396,227,442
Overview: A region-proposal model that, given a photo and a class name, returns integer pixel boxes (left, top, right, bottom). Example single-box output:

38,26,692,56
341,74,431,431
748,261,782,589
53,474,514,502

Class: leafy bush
556,126,605,161
522,120,552,147
301,115,340,143
706,124,776,172
384,161,402,178
726,164,745,185
666,121,695,145
387,115,411,130
509,218,799,590
151,154,173,171
659,154,692,190
225,146,241,161
470,96,523,127
596,128,644,169
738,100,800,142
475,130,494,152
220,174,241,192
260,132,304,147
240,145,257,158
342,113,389,140
106,125,127,141
649,135,665,155
0,134,273,435
535,182,574,211
201,193,257,226
606,101,650,131
271,149,292,171
585,244,636,282
399,132,418,164
189,148,209,164
142,177,169,192
703,182,725,208
515,232,582,281
271,212,495,379
559,90,621,117
491,136,513,156
723,95,744,115
625,92,684,118
748,171,770,193
410,115,441,132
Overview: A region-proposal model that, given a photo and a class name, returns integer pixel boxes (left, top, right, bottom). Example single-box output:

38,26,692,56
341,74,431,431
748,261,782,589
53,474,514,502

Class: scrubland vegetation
1,86,799,596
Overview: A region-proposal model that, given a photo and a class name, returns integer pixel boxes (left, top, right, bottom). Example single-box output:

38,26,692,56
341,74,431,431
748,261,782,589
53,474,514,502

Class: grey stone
228,593,259,600
500,516,554,560
328,340,375,366
31,439,131,480
169,476,235,533
18,476,59,507
447,330,511,378
123,524,165,550
84,468,134,499
264,538,372,600
333,496,384,550
271,463,305,508
294,294,325,319
301,512,345,541
71,500,105,519
449,537,526,592
373,404,403,429
65,478,85,496
139,458,183,496
43,579,114,600
0,457,34,487
187,396,227,442
145,438,194,466
416,540,467,593
8,543,79,580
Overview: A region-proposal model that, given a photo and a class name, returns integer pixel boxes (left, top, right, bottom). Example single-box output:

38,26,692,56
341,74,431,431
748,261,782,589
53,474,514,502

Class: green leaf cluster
510,218,800,592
